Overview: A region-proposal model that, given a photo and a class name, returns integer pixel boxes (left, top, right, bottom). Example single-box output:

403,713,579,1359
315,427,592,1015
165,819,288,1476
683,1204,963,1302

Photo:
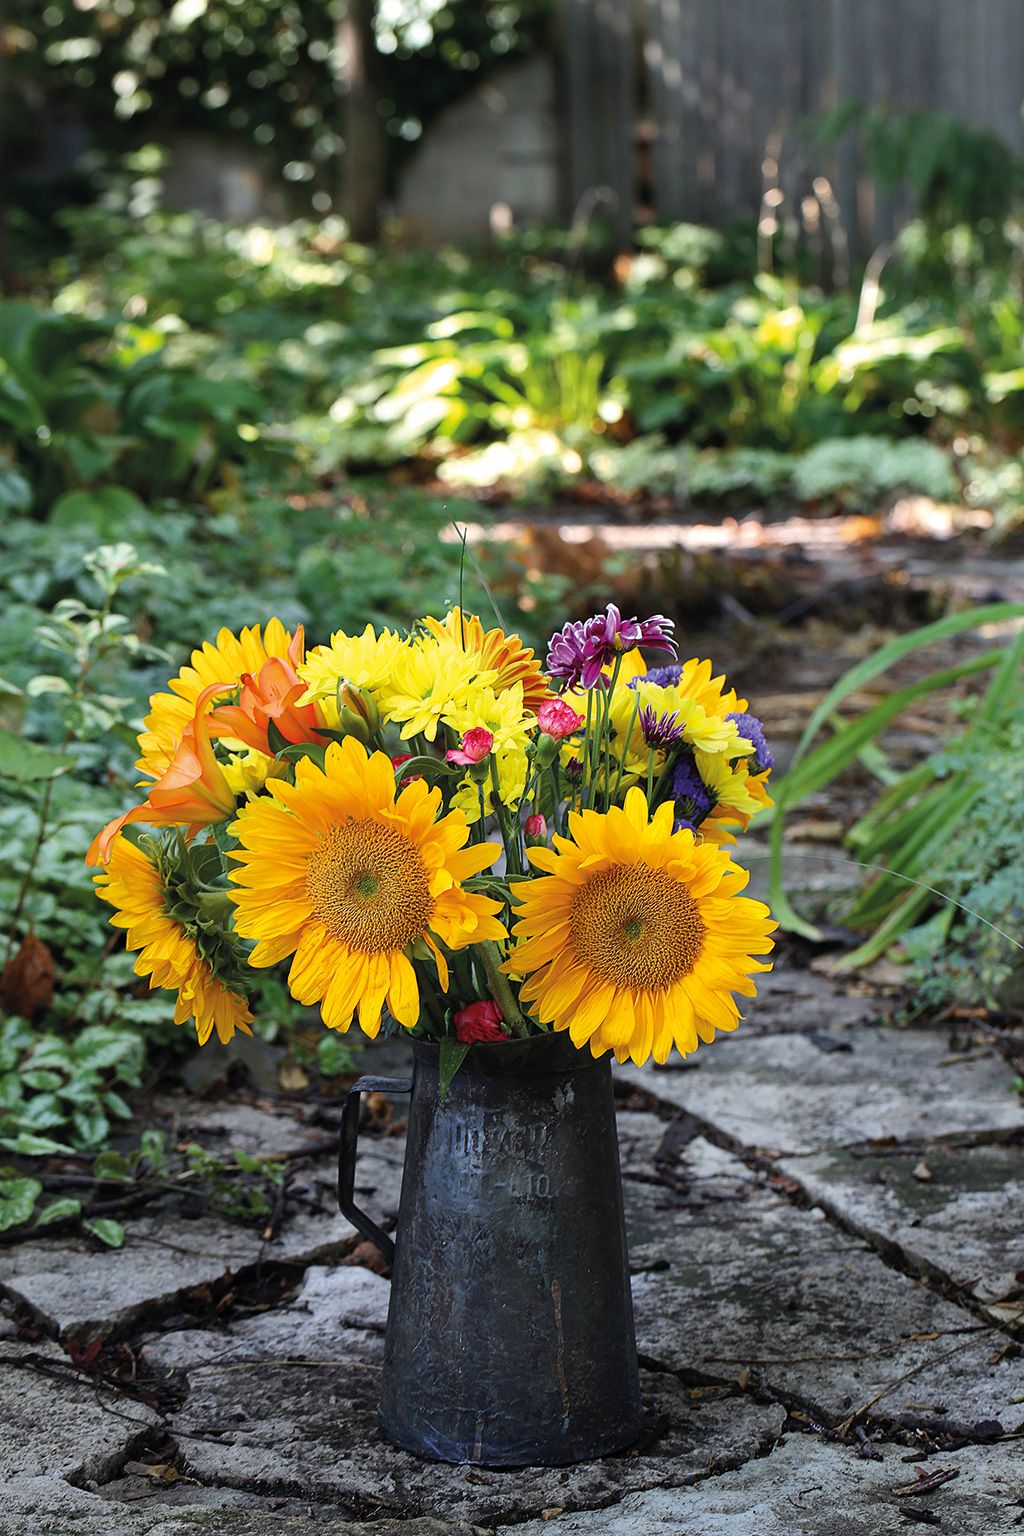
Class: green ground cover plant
769,609,1024,1007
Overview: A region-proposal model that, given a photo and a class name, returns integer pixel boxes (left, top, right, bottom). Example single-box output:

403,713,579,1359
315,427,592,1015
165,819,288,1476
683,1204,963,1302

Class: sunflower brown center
305,819,433,953
570,862,705,991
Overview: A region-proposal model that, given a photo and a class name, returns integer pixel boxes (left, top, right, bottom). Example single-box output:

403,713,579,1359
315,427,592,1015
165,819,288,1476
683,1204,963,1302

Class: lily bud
339,682,381,737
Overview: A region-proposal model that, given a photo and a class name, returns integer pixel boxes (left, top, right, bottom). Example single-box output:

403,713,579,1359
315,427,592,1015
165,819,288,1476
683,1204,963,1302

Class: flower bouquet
87,601,775,1466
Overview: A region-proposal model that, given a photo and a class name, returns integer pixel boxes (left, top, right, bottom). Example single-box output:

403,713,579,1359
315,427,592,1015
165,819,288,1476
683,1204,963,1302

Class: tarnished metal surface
341,1032,643,1467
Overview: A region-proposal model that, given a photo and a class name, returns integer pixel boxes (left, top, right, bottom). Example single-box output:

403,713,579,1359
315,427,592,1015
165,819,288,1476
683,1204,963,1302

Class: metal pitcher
338,1030,644,1466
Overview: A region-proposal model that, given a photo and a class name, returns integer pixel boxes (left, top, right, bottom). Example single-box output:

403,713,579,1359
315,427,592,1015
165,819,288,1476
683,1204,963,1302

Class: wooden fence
561,0,1024,258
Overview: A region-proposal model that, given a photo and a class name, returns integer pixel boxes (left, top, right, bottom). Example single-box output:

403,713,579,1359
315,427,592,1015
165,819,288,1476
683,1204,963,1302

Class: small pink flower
453,999,507,1044
446,727,494,767
524,813,547,840
537,698,584,741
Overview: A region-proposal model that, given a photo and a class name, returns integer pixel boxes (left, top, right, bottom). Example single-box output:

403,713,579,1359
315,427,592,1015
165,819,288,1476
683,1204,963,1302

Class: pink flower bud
537,698,585,741
391,752,419,787
446,727,495,766
524,813,547,840
453,999,507,1044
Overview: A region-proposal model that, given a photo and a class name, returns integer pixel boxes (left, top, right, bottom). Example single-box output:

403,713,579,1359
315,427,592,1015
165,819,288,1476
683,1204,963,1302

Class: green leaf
82,1217,125,1249
102,1091,133,1121
317,1033,355,1079
21,1070,63,1092
438,1039,471,1103
72,1108,110,1148
787,604,1024,775
18,1093,67,1131
0,1175,42,1232
0,729,73,783
0,676,26,733
234,1150,264,1174
0,1133,69,1157
392,754,457,781
92,1149,133,1182
35,1196,82,1226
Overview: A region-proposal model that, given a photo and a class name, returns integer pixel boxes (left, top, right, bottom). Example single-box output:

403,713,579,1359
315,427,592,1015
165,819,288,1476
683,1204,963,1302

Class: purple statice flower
639,704,684,750
546,605,677,691
728,711,773,774
640,662,684,689
670,754,714,833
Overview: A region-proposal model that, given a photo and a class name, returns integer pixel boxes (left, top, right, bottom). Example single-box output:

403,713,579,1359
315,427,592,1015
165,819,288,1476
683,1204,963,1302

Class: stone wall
395,57,563,243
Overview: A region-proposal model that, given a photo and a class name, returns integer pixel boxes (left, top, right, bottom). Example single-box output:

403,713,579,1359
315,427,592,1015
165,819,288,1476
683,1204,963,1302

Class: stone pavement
1,964,1022,1536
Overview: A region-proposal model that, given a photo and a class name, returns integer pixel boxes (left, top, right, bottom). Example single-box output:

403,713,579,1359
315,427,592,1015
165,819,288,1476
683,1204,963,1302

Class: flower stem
479,940,528,1036
611,690,642,808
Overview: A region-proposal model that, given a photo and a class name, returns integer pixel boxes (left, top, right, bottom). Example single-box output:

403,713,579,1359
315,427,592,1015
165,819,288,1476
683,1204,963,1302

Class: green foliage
0,1015,145,1155
769,610,1024,961
0,301,262,512
792,437,958,511
185,1142,285,1223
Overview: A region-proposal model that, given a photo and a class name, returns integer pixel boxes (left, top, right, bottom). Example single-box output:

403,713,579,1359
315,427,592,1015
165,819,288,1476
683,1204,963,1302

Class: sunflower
229,736,507,1036
504,787,775,1066
94,839,253,1047
423,608,554,713
137,619,302,782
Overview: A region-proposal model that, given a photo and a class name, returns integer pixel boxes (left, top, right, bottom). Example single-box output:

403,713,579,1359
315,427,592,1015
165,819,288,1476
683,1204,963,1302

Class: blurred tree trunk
336,0,386,242
0,53,11,291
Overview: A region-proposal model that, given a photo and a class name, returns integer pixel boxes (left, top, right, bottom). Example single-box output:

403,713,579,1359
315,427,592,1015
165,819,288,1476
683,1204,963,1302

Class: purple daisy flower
727,711,773,774
670,754,714,832
639,704,684,750
547,605,676,691
545,619,592,690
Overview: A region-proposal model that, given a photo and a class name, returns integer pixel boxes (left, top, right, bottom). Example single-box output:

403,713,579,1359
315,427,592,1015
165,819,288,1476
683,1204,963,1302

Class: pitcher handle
338,1074,412,1266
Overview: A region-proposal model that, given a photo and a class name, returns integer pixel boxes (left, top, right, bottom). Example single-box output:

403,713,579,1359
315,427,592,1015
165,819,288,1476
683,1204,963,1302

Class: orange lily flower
87,684,237,866
206,633,327,755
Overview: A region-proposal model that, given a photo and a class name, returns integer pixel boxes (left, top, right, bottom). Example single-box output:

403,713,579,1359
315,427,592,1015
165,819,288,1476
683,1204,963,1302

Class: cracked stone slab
0,1143,402,1345
778,1142,1024,1328
154,1097,326,1158
726,963,879,1038
144,1264,784,1525
506,1434,1024,1535
618,1029,1023,1156
625,1156,1024,1438
0,1338,161,1534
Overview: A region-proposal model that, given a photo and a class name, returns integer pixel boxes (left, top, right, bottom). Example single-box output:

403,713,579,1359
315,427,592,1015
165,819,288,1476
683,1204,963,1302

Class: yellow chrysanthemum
93,839,253,1047
452,747,530,823
229,736,507,1036
504,787,775,1067
137,619,298,782
297,623,406,727
221,747,289,799
443,682,533,756
376,635,482,742
694,750,765,820
423,608,555,713
702,763,774,844
627,655,748,719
